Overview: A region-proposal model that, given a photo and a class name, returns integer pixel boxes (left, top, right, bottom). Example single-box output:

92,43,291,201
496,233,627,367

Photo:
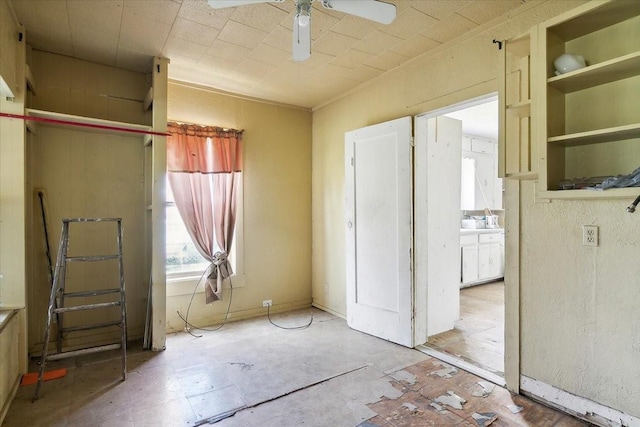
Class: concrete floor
4,308,588,426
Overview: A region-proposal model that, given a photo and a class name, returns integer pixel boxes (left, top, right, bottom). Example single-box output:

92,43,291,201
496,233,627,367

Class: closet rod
0,112,169,137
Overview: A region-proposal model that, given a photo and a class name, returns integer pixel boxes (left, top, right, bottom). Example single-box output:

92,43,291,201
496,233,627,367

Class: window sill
167,273,245,297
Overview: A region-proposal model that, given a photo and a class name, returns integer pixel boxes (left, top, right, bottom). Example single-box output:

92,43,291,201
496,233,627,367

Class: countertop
460,228,504,235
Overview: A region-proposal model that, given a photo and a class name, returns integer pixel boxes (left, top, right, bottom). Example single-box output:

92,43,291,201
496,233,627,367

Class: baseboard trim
416,344,506,387
311,302,345,320
520,375,640,427
165,299,313,334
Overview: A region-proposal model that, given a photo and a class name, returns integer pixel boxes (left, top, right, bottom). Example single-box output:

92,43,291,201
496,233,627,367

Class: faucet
627,194,640,213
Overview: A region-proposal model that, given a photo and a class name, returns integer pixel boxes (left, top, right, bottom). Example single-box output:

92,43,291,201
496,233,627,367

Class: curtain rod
168,121,243,134
0,112,170,137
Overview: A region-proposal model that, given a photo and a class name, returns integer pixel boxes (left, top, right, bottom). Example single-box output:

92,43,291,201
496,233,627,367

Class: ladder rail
35,220,68,400
34,218,127,400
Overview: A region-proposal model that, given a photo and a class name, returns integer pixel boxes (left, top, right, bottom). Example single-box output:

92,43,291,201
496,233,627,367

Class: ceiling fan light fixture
297,12,310,27
296,0,312,27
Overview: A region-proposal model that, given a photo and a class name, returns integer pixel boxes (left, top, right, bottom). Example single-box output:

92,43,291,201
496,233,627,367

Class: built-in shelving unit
537,0,640,199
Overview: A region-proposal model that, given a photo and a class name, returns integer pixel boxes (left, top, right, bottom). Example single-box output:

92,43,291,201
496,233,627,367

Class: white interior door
345,116,413,347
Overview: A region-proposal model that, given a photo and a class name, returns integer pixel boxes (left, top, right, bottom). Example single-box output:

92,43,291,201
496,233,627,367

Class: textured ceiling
9,0,524,108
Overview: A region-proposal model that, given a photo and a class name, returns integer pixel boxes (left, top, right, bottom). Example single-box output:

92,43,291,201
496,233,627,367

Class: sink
461,219,486,229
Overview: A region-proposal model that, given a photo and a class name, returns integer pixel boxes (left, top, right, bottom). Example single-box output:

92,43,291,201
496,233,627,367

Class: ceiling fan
207,0,397,62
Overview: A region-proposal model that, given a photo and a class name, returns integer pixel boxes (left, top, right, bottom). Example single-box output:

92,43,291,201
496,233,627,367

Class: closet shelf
538,187,640,200
547,51,640,93
25,108,152,138
548,122,640,147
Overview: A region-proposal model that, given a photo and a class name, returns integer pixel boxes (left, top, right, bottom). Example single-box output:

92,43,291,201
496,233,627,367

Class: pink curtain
167,123,243,303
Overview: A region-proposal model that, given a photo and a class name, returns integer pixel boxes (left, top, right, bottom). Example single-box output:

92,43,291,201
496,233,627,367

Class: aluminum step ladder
34,218,127,400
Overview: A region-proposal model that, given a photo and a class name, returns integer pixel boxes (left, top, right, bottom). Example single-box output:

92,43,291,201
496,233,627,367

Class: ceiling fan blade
207,0,283,9
292,13,311,62
321,0,396,25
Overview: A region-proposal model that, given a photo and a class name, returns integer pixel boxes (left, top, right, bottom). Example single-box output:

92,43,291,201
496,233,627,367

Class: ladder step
54,301,120,313
64,218,122,223
66,255,120,262
63,288,121,298
61,320,123,333
45,343,122,361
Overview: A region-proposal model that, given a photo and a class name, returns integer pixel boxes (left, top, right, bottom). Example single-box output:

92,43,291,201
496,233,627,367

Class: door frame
413,93,519,391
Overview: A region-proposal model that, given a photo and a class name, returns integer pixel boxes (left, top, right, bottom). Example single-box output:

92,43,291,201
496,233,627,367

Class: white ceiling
9,0,524,109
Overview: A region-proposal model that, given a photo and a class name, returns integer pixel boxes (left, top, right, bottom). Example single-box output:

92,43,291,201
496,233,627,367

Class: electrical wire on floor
266,304,313,330
176,268,233,338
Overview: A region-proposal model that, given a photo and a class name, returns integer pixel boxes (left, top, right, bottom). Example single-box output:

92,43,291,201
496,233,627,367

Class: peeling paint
430,365,459,379
472,412,498,426
402,402,418,412
390,369,417,385
429,402,447,412
434,391,467,410
472,381,496,397
506,404,524,414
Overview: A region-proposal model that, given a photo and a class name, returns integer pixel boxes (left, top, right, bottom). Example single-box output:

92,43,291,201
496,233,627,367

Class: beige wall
312,0,639,418
26,51,151,352
165,82,312,332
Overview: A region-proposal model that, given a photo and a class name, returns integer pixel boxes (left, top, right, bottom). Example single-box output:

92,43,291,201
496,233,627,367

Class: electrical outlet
324,283,329,294
582,225,598,247
262,299,272,307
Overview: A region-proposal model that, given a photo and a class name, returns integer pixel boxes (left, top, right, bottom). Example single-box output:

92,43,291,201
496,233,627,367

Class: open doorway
421,96,505,380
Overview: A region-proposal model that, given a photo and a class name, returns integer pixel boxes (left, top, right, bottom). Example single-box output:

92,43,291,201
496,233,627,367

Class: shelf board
506,100,530,118
538,187,640,200
548,51,640,93
25,108,152,138
504,171,537,180
549,0,640,41
548,123,640,147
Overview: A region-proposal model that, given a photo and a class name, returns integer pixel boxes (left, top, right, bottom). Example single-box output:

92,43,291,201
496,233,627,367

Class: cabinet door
475,153,495,210
479,242,502,280
461,155,476,210
488,242,501,278
478,243,491,280
461,245,478,284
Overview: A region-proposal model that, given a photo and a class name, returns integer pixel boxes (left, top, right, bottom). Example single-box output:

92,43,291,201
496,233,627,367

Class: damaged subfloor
4,308,588,426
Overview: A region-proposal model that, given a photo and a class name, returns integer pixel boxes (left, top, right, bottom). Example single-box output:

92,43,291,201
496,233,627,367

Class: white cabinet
461,135,503,210
478,233,502,280
461,234,479,284
460,231,504,287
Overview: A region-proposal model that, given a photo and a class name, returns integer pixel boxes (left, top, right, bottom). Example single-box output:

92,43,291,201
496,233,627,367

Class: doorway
420,95,505,380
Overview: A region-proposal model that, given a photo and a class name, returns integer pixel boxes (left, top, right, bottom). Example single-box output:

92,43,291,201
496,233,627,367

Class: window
165,177,244,284
165,182,209,277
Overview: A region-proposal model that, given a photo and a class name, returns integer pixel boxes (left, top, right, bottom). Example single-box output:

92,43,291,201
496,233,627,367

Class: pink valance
167,122,243,174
